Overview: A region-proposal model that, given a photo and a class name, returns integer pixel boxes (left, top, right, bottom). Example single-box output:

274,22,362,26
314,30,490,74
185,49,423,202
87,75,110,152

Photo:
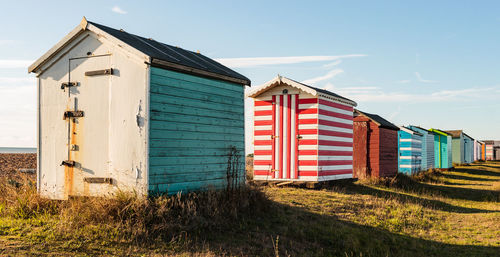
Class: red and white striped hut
247,75,357,182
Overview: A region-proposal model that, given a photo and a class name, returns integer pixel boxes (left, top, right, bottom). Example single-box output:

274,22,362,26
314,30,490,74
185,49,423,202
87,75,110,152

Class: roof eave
246,76,317,98
151,58,250,86
28,19,88,73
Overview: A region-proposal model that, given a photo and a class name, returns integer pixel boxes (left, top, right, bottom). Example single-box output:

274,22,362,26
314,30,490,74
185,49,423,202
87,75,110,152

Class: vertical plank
279,95,284,179
353,121,368,179
271,96,276,179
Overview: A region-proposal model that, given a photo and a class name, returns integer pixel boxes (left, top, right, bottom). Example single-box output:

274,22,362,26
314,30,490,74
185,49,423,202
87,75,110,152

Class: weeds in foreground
0,174,269,248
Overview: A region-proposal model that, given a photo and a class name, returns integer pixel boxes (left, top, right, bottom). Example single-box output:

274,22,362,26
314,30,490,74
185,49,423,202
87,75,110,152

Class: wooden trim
271,96,276,179
29,25,85,73
151,58,249,86
295,94,299,179
287,94,292,179
279,95,284,179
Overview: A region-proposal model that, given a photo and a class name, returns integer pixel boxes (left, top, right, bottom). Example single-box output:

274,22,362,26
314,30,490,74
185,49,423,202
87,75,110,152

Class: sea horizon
0,147,37,153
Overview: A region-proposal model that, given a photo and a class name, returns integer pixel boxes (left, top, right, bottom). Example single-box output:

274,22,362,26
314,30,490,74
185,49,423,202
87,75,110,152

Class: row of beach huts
248,76,493,182
29,19,496,199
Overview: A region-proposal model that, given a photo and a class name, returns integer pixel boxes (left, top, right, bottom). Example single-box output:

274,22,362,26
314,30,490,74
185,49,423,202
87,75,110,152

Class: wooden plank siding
148,67,245,195
398,128,423,174
408,126,435,170
317,96,354,180
378,128,398,177
353,116,398,178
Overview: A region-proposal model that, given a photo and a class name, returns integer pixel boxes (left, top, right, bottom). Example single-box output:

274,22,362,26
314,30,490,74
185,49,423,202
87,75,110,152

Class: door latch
297,135,303,139
63,111,84,119
61,82,77,90
61,160,76,167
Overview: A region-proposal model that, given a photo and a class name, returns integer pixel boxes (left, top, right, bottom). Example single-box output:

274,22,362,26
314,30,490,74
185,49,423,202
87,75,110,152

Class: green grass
0,162,499,256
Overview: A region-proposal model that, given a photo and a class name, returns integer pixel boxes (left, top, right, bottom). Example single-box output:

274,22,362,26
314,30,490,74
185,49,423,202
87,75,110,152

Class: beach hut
480,141,486,161
429,129,453,169
445,130,467,164
485,141,494,160
352,110,399,178
397,126,423,174
247,76,357,182
463,133,474,163
474,140,479,162
408,126,435,170
28,18,250,199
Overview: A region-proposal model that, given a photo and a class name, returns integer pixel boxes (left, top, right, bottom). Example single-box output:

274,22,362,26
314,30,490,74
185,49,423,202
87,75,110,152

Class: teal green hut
429,129,452,169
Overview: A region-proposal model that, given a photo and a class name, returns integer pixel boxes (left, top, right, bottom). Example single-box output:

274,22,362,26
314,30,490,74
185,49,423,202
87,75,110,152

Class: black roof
354,110,399,130
286,78,356,104
89,21,250,85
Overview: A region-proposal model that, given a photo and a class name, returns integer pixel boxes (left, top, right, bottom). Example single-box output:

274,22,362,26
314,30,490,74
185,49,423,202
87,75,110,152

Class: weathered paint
397,127,423,174
353,114,398,178
148,67,245,195
408,126,435,170
250,78,356,182
35,30,149,199
32,21,248,199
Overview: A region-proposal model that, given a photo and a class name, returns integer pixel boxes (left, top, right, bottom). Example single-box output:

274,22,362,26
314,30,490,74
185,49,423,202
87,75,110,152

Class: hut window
282,89,288,94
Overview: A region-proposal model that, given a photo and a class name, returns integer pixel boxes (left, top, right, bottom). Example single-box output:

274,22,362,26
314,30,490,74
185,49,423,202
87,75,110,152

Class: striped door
253,94,298,180
272,94,299,179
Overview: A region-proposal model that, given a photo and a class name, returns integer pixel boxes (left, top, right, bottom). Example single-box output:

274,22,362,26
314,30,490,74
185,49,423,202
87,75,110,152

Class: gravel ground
0,153,36,177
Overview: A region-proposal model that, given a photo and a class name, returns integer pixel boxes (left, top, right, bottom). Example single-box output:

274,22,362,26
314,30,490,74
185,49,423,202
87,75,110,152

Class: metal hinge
271,135,279,139
297,135,303,139
61,160,76,167
84,177,113,184
63,111,84,119
61,82,77,90
85,68,114,76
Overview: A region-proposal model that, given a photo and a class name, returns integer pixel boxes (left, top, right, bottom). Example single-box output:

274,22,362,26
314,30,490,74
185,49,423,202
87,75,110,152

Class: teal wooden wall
148,67,245,195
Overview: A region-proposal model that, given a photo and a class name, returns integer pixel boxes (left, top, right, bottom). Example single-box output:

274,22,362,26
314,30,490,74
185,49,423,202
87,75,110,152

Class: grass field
0,161,499,256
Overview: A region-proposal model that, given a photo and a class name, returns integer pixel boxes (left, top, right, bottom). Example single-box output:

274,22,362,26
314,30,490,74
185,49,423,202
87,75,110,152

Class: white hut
28,18,250,199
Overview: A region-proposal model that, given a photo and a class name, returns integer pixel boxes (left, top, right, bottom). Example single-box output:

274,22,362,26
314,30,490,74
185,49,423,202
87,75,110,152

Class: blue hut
408,126,435,170
398,126,423,174
463,133,474,163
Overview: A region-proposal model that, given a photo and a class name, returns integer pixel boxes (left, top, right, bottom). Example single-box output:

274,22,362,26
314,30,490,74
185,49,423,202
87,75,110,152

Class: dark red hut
353,110,399,178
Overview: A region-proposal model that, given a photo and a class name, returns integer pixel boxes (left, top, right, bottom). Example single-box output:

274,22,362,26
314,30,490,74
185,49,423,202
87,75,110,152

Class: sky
0,1,499,153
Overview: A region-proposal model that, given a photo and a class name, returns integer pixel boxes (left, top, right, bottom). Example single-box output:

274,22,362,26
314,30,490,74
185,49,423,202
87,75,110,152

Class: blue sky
1,1,499,150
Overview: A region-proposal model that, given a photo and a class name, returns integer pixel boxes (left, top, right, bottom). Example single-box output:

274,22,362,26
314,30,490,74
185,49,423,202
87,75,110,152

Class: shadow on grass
443,181,493,187
335,183,497,214
203,201,500,257
441,173,499,182
453,167,500,177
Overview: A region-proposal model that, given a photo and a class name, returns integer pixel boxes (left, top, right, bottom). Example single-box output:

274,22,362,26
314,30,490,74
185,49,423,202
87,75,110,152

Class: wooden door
63,55,113,196
271,94,299,179
353,121,368,178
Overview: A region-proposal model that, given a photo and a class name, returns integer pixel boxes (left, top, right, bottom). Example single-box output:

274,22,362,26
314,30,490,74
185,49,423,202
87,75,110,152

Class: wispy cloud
396,79,411,84
0,60,33,69
302,69,344,85
319,84,499,103
112,6,128,14
215,54,366,68
388,106,402,120
415,72,437,83
323,59,342,68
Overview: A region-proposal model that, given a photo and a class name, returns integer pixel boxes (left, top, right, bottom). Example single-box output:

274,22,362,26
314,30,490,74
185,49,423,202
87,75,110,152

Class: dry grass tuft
0,174,269,249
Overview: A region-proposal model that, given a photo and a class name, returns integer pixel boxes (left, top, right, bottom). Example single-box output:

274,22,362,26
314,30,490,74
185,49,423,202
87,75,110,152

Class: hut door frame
271,93,299,179
62,54,113,196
